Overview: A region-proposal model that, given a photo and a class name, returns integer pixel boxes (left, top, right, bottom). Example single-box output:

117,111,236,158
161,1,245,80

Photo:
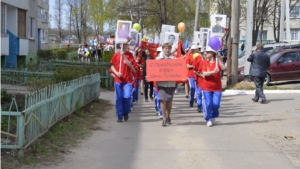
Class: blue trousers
114,82,132,119
188,78,196,105
196,86,203,110
131,85,136,108
154,86,162,116
132,79,140,103
203,91,222,122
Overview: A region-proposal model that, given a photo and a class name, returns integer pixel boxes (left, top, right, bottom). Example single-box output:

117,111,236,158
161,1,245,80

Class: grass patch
1,99,112,169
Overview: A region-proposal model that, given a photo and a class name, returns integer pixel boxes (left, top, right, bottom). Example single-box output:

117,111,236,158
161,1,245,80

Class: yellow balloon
193,53,200,59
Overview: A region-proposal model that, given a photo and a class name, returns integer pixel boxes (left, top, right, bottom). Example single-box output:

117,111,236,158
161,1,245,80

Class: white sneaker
174,89,178,94
207,121,213,127
212,118,215,124
159,115,163,119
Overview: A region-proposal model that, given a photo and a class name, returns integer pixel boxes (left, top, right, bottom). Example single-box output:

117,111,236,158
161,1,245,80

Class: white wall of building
2,0,28,10
6,5,17,35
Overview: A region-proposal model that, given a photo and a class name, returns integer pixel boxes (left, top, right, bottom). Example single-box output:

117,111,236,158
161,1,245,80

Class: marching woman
110,43,139,122
201,47,225,127
156,43,176,127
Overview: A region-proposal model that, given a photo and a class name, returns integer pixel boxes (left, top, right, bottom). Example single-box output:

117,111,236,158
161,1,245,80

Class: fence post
24,68,28,84
17,113,25,158
105,70,109,88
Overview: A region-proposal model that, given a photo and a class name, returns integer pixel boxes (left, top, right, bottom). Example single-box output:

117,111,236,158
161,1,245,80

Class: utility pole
194,0,201,31
230,0,240,85
279,0,285,41
285,0,291,43
244,0,253,81
69,5,72,45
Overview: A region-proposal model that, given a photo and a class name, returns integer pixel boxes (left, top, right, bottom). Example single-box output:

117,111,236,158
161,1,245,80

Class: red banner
146,59,187,81
141,42,159,59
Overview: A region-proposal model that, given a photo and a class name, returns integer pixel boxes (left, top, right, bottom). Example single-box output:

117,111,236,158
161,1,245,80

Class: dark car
238,48,300,85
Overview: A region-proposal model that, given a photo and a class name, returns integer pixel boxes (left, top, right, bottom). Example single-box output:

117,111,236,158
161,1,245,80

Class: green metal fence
1,67,113,92
1,69,53,92
1,73,101,157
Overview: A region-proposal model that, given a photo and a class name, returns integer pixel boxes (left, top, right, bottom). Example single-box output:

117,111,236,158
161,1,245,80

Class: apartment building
1,0,49,68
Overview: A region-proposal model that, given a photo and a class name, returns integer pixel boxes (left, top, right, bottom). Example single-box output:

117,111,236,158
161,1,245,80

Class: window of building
40,29,48,43
278,6,300,18
291,6,300,18
37,6,47,22
257,30,268,41
29,17,35,38
42,0,49,3
18,9,26,38
1,4,5,34
284,30,299,41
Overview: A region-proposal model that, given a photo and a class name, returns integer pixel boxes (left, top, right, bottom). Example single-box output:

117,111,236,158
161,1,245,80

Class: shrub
52,49,68,60
1,89,9,103
37,50,53,60
102,51,114,62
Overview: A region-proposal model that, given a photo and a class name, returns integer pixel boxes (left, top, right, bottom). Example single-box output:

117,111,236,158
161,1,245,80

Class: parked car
238,48,300,85
238,42,289,67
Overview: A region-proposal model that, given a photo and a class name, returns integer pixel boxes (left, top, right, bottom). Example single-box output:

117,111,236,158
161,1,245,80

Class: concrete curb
223,90,300,95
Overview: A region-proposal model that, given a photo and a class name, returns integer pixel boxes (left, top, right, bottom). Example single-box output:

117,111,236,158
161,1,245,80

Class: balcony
19,38,28,56
1,34,9,55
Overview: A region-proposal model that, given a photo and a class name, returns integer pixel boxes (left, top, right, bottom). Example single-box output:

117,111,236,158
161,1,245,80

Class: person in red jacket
193,52,204,113
201,47,225,127
132,50,144,104
110,43,139,122
186,45,200,107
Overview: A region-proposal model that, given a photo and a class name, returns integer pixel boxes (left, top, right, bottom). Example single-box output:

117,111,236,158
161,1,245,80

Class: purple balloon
208,36,221,51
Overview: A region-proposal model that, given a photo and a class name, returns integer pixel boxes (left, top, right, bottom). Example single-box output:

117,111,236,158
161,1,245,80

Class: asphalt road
40,88,300,169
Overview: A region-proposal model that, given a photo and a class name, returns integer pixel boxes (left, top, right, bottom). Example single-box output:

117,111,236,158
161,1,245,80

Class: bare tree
54,0,64,43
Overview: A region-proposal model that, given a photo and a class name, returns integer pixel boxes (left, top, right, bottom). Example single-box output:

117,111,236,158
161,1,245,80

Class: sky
49,0,68,29
49,0,109,32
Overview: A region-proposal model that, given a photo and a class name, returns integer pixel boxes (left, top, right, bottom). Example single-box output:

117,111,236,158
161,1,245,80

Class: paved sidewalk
41,88,300,169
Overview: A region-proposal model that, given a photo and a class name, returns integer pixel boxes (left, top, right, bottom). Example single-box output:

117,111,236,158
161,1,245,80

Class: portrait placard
116,20,132,43
210,15,226,37
164,32,179,51
129,29,138,50
160,24,175,45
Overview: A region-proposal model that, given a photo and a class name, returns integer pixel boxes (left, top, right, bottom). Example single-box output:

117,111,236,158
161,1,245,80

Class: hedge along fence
1,73,101,157
37,49,68,61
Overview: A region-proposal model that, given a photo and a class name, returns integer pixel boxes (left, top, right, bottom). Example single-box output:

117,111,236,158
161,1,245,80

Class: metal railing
1,73,101,157
1,66,114,92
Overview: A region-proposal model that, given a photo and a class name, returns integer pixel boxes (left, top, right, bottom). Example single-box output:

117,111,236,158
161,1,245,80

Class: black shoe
190,104,194,107
252,98,258,102
194,99,197,103
166,117,171,124
260,100,266,104
198,109,203,113
150,97,154,101
124,115,129,121
162,120,167,127
185,95,189,99
140,93,144,95
117,118,122,123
